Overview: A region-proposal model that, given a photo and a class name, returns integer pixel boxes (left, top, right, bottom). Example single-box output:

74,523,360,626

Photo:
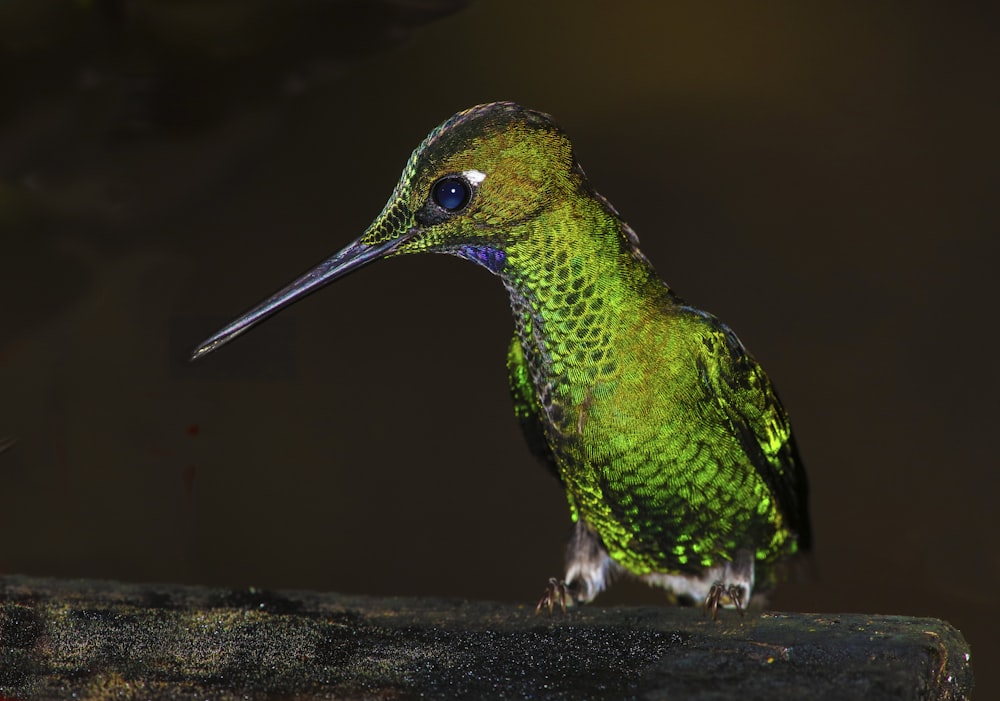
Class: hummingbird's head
191,103,588,359
360,102,580,268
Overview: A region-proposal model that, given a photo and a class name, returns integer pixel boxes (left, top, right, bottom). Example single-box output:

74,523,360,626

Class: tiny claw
729,583,747,616
704,582,746,620
535,577,570,615
704,583,721,620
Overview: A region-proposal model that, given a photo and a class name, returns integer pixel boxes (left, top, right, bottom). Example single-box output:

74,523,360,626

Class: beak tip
189,340,219,362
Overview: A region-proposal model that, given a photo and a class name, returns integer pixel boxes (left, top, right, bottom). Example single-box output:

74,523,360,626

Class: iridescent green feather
474,108,810,589
506,336,561,484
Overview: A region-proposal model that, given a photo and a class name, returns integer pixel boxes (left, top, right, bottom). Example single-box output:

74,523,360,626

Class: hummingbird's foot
535,577,571,614
704,582,747,620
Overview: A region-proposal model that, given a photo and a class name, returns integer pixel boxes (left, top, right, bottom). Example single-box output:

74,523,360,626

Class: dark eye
432,177,471,212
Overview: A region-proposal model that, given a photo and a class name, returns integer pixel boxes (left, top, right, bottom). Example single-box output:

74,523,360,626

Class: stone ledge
0,575,973,700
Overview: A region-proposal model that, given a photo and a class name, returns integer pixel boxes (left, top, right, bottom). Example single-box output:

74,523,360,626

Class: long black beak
190,231,416,361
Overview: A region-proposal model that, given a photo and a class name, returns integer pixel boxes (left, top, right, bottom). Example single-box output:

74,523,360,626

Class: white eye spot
463,169,486,186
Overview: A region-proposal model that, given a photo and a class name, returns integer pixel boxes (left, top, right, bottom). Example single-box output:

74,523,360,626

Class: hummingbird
192,102,811,616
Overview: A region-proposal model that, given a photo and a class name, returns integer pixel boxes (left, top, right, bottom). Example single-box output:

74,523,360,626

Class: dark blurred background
2,0,996,695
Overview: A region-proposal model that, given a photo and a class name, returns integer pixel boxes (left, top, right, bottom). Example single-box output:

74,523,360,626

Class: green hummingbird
192,102,811,616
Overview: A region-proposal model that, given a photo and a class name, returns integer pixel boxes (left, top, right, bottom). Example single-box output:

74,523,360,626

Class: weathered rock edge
0,575,973,700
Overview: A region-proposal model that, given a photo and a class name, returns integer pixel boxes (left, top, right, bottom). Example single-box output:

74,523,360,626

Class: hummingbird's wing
506,335,562,483
690,312,812,553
